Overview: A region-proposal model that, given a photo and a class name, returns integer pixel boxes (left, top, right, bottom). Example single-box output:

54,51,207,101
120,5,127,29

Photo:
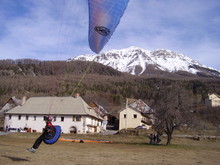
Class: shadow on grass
113,141,164,146
2,155,30,162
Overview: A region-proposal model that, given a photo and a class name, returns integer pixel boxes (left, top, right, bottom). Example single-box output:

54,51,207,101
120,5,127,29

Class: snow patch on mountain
70,46,220,77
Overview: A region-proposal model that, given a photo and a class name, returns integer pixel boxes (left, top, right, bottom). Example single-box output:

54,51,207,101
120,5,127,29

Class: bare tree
153,83,193,145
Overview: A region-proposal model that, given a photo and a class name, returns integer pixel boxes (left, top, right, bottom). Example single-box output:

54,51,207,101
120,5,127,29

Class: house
88,101,108,118
118,99,154,130
88,101,108,131
0,96,26,115
4,95,103,134
205,93,220,107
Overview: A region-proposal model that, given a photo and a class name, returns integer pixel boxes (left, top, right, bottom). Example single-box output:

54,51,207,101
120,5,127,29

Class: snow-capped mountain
70,46,220,77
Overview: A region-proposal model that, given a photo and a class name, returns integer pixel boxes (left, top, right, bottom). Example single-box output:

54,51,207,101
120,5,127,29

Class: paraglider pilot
27,116,55,153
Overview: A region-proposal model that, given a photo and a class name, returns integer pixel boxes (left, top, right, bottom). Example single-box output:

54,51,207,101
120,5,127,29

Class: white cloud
0,0,219,70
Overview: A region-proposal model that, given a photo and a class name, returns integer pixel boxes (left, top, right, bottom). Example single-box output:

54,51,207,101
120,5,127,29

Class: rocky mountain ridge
71,46,220,77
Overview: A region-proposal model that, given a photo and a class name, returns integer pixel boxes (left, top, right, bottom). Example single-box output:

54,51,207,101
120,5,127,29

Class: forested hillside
1,59,220,113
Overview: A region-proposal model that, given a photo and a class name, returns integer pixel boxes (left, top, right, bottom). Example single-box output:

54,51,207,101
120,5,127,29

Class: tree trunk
166,133,172,145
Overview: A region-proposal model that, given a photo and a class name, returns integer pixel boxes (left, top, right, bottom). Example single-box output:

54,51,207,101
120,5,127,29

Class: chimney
21,96,27,106
74,93,80,98
126,98,128,108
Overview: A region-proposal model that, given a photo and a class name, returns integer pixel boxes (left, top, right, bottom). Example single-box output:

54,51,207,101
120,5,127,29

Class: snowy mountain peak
71,47,220,77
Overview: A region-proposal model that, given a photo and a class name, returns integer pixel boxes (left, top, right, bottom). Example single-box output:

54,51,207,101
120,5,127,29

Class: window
43,116,52,121
133,114,137,118
61,116,64,122
76,116,81,121
34,116,36,121
54,116,56,122
124,114,127,118
26,115,29,120
18,115,21,120
73,115,81,121
9,115,12,120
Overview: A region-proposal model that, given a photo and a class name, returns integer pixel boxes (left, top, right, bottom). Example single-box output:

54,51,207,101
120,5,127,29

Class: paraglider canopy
88,0,129,54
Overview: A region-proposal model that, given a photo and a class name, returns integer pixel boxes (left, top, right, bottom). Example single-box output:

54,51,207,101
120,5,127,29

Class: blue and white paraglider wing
88,0,129,54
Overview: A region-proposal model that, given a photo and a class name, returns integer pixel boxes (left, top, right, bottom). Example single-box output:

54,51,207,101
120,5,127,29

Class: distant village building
205,93,220,107
118,99,154,130
4,95,104,134
88,101,108,118
0,96,25,115
88,102,108,131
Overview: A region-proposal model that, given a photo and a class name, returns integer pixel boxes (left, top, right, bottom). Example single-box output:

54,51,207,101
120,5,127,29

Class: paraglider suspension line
71,58,97,95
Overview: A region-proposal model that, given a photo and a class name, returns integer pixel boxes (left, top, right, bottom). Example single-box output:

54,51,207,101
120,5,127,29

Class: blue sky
0,0,220,70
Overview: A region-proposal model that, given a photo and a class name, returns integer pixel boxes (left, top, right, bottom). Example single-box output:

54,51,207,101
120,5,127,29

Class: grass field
0,132,220,165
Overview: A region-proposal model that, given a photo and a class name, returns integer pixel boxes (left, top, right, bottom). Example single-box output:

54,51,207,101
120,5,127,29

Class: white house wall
85,117,102,133
5,115,48,132
119,108,142,130
205,94,220,107
4,114,102,134
53,116,85,134
211,98,220,107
